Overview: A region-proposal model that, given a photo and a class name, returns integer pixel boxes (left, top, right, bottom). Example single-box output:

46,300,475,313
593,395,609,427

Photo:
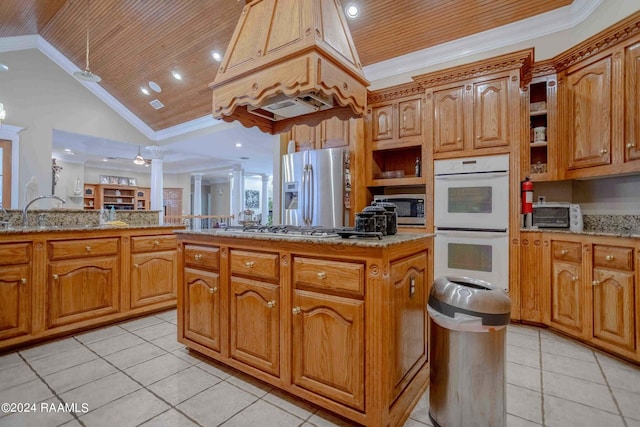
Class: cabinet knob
600,148,608,155
572,276,578,281
605,254,614,261
52,274,59,280
560,249,568,255
592,280,601,286
457,138,462,142
245,261,255,268
317,271,327,280
20,278,27,284
292,307,301,315
194,254,202,261
209,287,218,294
627,143,635,149
267,300,276,308
134,263,139,269
85,246,91,252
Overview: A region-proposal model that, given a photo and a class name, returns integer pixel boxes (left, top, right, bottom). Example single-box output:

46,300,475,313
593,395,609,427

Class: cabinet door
0,265,30,340
566,56,612,169
390,253,427,402
184,268,221,352
371,103,395,141
320,117,349,148
230,277,279,376
592,268,635,354
48,256,120,329
432,86,465,153
291,289,364,411
473,77,509,149
625,42,640,162
398,98,422,138
520,235,545,323
550,261,584,336
131,250,177,308
290,124,317,151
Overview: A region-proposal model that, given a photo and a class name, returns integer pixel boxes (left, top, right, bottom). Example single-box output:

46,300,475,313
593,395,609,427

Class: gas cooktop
217,225,383,239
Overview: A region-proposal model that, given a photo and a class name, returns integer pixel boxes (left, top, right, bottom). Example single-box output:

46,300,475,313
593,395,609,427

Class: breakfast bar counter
176,230,433,427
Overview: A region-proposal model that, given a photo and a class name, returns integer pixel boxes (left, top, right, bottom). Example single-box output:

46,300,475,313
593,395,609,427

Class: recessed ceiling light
171,70,182,80
148,81,162,93
345,4,359,19
235,143,242,148
102,158,109,162
211,51,222,62
0,64,8,71
64,148,73,152
140,87,150,95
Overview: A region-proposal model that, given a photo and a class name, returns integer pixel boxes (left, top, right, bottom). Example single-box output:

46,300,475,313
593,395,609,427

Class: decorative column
230,165,244,226
192,173,204,230
261,174,269,225
146,146,166,224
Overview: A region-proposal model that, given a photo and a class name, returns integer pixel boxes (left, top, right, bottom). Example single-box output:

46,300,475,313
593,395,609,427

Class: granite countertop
175,229,434,248
520,227,640,239
0,224,181,234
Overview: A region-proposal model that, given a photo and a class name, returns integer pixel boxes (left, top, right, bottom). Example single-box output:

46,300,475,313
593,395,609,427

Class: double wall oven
434,154,510,291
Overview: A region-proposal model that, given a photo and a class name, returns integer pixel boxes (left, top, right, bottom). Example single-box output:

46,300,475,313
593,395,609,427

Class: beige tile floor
1,310,639,427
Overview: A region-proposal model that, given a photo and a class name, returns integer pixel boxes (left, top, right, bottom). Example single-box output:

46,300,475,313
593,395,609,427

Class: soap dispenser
109,206,116,221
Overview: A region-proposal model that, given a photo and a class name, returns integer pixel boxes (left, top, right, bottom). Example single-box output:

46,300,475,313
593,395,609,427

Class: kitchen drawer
0,242,31,265
230,250,279,281
551,241,581,263
131,235,177,253
593,245,633,271
48,238,119,260
293,257,364,296
184,245,220,270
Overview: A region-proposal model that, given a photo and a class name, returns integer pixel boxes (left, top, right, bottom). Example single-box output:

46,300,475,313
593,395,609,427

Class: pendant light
73,0,101,83
133,146,145,165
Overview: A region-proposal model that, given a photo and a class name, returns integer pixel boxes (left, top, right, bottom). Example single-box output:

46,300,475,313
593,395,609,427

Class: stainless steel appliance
532,202,583,231
373,194,425,226
434,154,510,291
282,148,344,227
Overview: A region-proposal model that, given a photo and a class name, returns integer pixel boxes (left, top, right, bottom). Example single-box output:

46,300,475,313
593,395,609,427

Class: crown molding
367,82,423,104
154,115,226,141
363,0,604,84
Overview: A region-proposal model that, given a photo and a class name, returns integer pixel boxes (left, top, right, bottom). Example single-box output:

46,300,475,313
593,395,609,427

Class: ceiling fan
103,146,149,166
73,0,101,83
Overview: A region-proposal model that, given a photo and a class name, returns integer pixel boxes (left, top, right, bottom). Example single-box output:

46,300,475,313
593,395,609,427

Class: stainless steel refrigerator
282,148,344,227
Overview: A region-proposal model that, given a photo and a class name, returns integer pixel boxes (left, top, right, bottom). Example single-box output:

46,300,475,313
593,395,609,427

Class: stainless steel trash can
427,276,511,427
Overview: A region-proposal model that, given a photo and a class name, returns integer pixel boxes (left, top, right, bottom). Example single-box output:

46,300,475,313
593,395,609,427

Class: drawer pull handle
153,240,160,246
600,148,608,155
592,280,601,286
627,143,635,149
85,246,91,252
560,249,568,255
194,254,202,261
605,255,614,261
52,274,59,280
245,261,255,268
209,287,218,294
317,271,327,280
267,300,276,308
572,276,578,281
292,307,301,315
134,263,139,269
20,278,27,284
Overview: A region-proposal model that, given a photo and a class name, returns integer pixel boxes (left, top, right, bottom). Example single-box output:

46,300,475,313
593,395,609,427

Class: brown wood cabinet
289,117,350,151
0,227,180,352
0,243,31,341
130,235,178,309
371,96,422,145
519,233,545,323
177,232,433,426
548,240,585,337
625,41,640,163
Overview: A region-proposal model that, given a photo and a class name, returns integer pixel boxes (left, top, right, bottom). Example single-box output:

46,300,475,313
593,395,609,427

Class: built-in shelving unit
528,78,552,180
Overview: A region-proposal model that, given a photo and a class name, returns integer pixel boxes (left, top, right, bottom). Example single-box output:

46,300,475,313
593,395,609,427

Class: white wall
210,182,231,216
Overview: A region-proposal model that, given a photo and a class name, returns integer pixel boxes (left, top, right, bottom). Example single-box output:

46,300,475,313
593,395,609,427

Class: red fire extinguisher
521,177,534,214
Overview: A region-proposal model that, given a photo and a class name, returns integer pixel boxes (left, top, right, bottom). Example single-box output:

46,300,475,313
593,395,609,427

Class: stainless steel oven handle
435,172,508,180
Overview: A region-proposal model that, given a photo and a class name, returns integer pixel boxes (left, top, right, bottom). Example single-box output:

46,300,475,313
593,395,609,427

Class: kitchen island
176,229,433,427
0,224,181,353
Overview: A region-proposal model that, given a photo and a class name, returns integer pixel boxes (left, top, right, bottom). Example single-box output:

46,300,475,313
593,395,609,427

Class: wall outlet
538,196,546,204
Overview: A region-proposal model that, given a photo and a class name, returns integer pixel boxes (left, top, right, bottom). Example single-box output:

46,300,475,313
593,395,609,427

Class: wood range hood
210,0,370,135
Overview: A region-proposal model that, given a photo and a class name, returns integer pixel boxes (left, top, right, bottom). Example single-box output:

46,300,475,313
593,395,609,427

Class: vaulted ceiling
0,0,572,132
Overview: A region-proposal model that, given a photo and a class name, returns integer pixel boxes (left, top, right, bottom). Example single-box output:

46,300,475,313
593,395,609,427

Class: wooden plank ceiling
0,0,572,131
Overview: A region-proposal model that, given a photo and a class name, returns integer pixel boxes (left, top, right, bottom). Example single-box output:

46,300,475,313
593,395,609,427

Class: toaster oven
532,202,582,230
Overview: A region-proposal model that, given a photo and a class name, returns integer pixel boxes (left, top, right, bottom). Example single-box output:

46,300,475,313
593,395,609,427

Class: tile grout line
15,351,87,427
594,353,629,427
538,330,546,427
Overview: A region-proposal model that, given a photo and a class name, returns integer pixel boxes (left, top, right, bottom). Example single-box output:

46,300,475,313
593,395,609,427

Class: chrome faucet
22,195,66,227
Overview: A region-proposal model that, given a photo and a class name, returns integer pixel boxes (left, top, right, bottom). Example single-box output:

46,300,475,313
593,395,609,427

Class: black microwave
373,194,425,226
